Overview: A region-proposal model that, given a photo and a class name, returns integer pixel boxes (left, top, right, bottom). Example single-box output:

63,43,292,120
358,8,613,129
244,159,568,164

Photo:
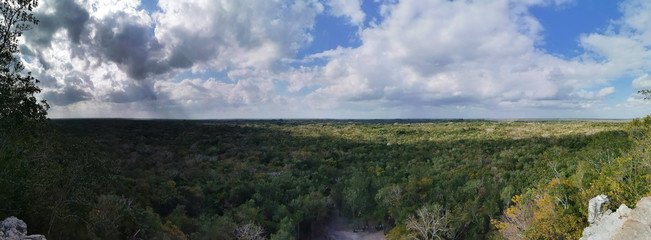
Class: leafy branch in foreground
0,0,48,128
638,89,651,100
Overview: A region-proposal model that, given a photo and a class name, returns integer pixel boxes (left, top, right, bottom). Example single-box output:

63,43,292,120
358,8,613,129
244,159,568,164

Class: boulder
0,217,46,240
581,203,630,240
581,196,651,240
588,194,610,224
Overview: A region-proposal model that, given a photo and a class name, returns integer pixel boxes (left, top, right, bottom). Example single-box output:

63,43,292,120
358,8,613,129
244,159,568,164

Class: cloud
598,87,615,97
153,0,324,72
326,0,365,25
578,0,651,77
23,0,90,47
154,77,278,107
17,0,651,118
105,81,158,103
575,87,615,99
22,0,324,116
299,0,602,112
89,20,167,79
23,0,166,81
26,0,326,84
43,86,92,106
633,74,651,90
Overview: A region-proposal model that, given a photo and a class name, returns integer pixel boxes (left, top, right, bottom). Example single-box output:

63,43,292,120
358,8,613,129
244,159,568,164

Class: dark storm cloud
167,44,206,69
37,74,60,88
24,0,170,80
22,0,327,116
162,26,223,70
58,0,89,44
25,0,89,47
40,72,94,105
105,81,158,103
24,0,321,84
92,20,169,79
43,86,92,106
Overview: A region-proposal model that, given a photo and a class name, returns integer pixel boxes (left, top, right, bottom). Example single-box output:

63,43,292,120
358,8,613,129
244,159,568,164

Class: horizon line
49,117,634,121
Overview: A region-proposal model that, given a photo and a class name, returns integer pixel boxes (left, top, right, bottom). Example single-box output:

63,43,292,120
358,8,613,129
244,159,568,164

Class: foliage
587,118,651,208
234,222,265,240
2,118,640,239
0,1,52,236
638,89,651,100
32,119,629,239
491,195,533,240
0,2,646,240
493,117,651,239
0,0,48,128
494,179,585,239
405,204,450,240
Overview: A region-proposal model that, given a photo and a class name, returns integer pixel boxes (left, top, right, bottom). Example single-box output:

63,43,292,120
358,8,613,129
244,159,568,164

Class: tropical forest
3,0,651,240
3,118,651,239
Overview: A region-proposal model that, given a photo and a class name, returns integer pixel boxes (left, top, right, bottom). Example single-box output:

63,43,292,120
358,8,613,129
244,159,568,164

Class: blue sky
20,0,651,119
530,1,621,58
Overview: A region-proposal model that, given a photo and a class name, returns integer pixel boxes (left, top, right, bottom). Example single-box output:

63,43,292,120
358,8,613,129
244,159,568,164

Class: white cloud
19,0,651,118
155,77,278,107
153,0,323,72
23,0,162,107
296,0,608,115
578,0,651,77
23,0,326,117
575,87,615,99
633,74,651,90
598,87,615,97
326,0,365,25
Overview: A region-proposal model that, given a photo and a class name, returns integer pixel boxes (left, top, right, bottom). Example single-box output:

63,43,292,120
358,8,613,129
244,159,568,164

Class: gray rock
613,219,651,240
581,196,651,240
581,204,629,240
629,197,651,224
0,217,27,235
0,216,46,240
23,235,46,240
588,194,610,224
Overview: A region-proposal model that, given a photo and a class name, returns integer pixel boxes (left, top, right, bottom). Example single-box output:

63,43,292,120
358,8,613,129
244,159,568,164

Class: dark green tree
0,0,47,211
0,0,51,230
0,0,48,129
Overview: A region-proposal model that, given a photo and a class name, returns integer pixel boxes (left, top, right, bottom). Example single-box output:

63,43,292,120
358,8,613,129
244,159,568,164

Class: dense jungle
3,118,651,239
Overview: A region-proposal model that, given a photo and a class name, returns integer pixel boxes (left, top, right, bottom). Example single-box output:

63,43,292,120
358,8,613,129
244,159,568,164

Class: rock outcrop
0,217,46,240
581,196,651,240
587,194,611,224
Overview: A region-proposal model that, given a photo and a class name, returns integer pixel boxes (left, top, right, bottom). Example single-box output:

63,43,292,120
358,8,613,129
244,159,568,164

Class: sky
18,0,651,119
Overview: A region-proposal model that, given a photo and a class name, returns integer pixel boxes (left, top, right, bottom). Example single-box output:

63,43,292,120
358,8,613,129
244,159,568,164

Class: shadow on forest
15,119,629,239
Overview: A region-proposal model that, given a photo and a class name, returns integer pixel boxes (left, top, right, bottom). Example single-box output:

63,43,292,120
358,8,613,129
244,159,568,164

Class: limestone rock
23,235,46,240
0,216,46,240
581,196,651,240
612,220,651,240
581,204,630,240
588,194,610,224
0,217,27,240
629,197,651,225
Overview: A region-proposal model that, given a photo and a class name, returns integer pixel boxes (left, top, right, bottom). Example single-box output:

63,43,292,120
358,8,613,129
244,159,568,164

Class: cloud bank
19,0,651,118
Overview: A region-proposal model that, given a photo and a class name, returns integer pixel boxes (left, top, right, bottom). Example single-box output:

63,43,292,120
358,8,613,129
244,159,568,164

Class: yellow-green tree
493,179,584,240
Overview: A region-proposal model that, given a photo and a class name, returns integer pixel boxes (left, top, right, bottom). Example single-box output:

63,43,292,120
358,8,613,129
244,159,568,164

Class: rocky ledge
581,195,651,240
0,217,46,240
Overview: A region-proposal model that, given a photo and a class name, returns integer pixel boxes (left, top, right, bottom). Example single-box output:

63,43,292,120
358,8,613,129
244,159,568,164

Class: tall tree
0,0,47,225
0,0,48,129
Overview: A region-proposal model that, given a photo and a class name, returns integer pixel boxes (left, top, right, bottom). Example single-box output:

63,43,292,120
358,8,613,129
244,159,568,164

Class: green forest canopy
4,118,650,239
